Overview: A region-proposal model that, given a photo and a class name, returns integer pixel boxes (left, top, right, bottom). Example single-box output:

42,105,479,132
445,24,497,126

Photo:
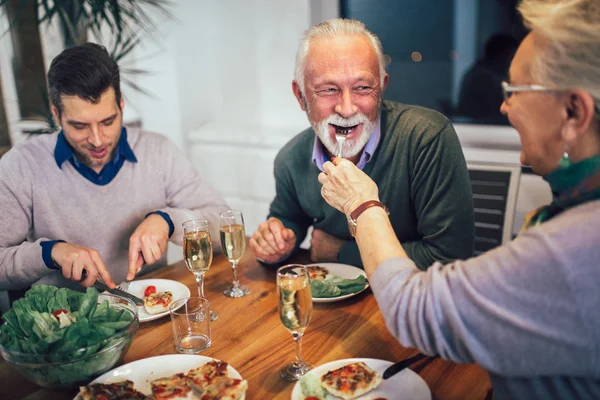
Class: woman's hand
318,157,380,215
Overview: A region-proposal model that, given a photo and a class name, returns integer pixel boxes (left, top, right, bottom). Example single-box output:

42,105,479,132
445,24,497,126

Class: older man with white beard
250,19,474,269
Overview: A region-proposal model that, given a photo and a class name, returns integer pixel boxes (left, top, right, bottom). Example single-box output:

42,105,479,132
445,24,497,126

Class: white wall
126,0,320,262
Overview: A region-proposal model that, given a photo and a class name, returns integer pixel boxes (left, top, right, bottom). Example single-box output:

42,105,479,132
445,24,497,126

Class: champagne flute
277,264,314,381
219,210,251,298
183,219,218,321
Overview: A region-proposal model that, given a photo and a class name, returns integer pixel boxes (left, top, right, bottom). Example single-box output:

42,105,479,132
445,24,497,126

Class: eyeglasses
501,81,553,103
502,81,600,117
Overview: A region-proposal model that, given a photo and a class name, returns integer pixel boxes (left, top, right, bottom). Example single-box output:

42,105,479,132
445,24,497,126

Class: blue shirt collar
311,118,381,171
54,127,137,169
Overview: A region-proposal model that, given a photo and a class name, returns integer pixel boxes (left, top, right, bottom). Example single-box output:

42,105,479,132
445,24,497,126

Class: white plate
127,279,191,322
74,354,245,399
307,263,369,303
291,358,431,400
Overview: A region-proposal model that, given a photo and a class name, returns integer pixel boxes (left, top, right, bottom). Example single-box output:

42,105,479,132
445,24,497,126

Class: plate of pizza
127,279,191,323
291,358,430,400
306,263,369,303
76,354,247,400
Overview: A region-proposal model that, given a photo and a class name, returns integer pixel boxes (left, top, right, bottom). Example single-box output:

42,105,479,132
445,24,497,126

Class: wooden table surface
2,248,492,400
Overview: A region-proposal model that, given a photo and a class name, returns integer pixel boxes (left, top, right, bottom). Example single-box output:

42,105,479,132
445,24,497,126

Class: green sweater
269,101,474,269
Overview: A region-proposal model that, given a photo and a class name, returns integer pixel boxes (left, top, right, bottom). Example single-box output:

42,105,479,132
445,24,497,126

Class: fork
335,133,347,158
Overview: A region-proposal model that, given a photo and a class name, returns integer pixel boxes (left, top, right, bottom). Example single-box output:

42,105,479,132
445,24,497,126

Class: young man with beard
0,43,228,292
250,19,474,269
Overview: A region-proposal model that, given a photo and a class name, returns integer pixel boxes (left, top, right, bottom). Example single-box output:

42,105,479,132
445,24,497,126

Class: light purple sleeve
0,149,54,290
369,210,599,377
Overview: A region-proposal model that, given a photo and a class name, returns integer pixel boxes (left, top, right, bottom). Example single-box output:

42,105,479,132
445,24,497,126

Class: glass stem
292,332,304,367
231,261,240,288
195,273,205,298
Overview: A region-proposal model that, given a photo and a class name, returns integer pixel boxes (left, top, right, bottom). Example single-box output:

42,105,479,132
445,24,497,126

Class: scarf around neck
521,154,600,230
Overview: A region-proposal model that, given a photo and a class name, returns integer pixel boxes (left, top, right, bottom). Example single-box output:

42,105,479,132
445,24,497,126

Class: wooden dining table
2,247,492,400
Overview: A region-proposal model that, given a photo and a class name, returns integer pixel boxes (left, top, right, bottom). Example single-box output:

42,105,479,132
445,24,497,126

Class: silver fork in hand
335,133,346,158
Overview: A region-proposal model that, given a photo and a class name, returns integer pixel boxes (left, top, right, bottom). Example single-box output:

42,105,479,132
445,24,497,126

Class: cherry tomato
52,309,68,320
144,285,157,297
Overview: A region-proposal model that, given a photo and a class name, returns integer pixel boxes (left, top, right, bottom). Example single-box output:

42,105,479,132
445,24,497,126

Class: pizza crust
320,362,382,400
80,360,247,400
144,291,174,314
151,372,195,400
187,361,248,400
187,360,228,387
195,377,248,400
79,380,148,399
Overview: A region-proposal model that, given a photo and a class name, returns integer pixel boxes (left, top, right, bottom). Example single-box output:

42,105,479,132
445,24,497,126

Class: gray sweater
0,128,229,290
370,200,600,399
269,101,474,269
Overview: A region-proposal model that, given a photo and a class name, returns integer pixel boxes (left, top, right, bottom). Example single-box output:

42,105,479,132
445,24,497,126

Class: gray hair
294,18,386,94
518,0,600,109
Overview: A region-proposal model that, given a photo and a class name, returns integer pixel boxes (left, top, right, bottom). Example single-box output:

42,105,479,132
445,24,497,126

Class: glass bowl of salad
0,285,139,388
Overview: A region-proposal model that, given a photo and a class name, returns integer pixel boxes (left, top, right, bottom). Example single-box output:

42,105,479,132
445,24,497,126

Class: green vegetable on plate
310,275,368,298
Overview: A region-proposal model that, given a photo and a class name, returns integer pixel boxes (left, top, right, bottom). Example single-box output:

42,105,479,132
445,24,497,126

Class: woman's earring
559,144,571,168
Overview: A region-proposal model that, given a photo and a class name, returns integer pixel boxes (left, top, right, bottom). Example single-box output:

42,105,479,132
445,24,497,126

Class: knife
383,353,428,380
93,280,144,306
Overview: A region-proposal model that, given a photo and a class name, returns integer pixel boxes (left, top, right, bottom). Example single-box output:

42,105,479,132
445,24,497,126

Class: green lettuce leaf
25,285,58,312
77,287,99,318
1,285,131,358
310,275,368,298
0,284,136,386
47,288,72,313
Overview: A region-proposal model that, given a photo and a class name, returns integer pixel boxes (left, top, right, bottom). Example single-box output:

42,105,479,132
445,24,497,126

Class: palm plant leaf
110,31,142,62
17,0,173,46
0,0,33,40
1,0,172,106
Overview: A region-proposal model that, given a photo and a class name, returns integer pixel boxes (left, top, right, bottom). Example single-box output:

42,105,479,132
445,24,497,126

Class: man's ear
561,89,596,143
382,73,389,92
292,80,307,111
50,105,60,127
119,95,125,112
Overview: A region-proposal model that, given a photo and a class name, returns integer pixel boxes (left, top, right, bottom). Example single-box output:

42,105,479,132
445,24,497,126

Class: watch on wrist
346,200,389,237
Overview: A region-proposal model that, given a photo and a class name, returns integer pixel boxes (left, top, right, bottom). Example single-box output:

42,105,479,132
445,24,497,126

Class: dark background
341,0,527,125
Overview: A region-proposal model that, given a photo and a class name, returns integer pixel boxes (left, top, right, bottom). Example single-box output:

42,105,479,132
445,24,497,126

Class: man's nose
334,90,358,118
88,126,103,147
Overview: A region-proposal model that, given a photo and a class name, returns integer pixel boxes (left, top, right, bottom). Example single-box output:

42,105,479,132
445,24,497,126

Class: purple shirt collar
311,118,381,171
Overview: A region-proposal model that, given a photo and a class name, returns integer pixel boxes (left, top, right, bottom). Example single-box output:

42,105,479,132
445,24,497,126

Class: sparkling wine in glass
183,219,218,321
219,210,251,298
277,264,314,381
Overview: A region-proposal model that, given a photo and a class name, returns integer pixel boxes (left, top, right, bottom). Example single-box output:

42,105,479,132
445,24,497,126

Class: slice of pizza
320,362,382,400
144,290,174,315
79,380,148,399
307,265,329,281
151,372,196,400
186,360,247,400
196,377,248,400
186,360,229,387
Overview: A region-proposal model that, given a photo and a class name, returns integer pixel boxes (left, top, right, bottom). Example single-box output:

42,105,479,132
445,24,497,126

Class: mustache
83,144,107,151
325,113,369,127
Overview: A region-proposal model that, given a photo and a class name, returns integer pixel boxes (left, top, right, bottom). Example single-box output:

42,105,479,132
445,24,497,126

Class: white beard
306,106,380,159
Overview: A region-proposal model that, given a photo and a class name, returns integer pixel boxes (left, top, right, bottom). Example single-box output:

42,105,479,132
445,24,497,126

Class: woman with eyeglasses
317,0,600,399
